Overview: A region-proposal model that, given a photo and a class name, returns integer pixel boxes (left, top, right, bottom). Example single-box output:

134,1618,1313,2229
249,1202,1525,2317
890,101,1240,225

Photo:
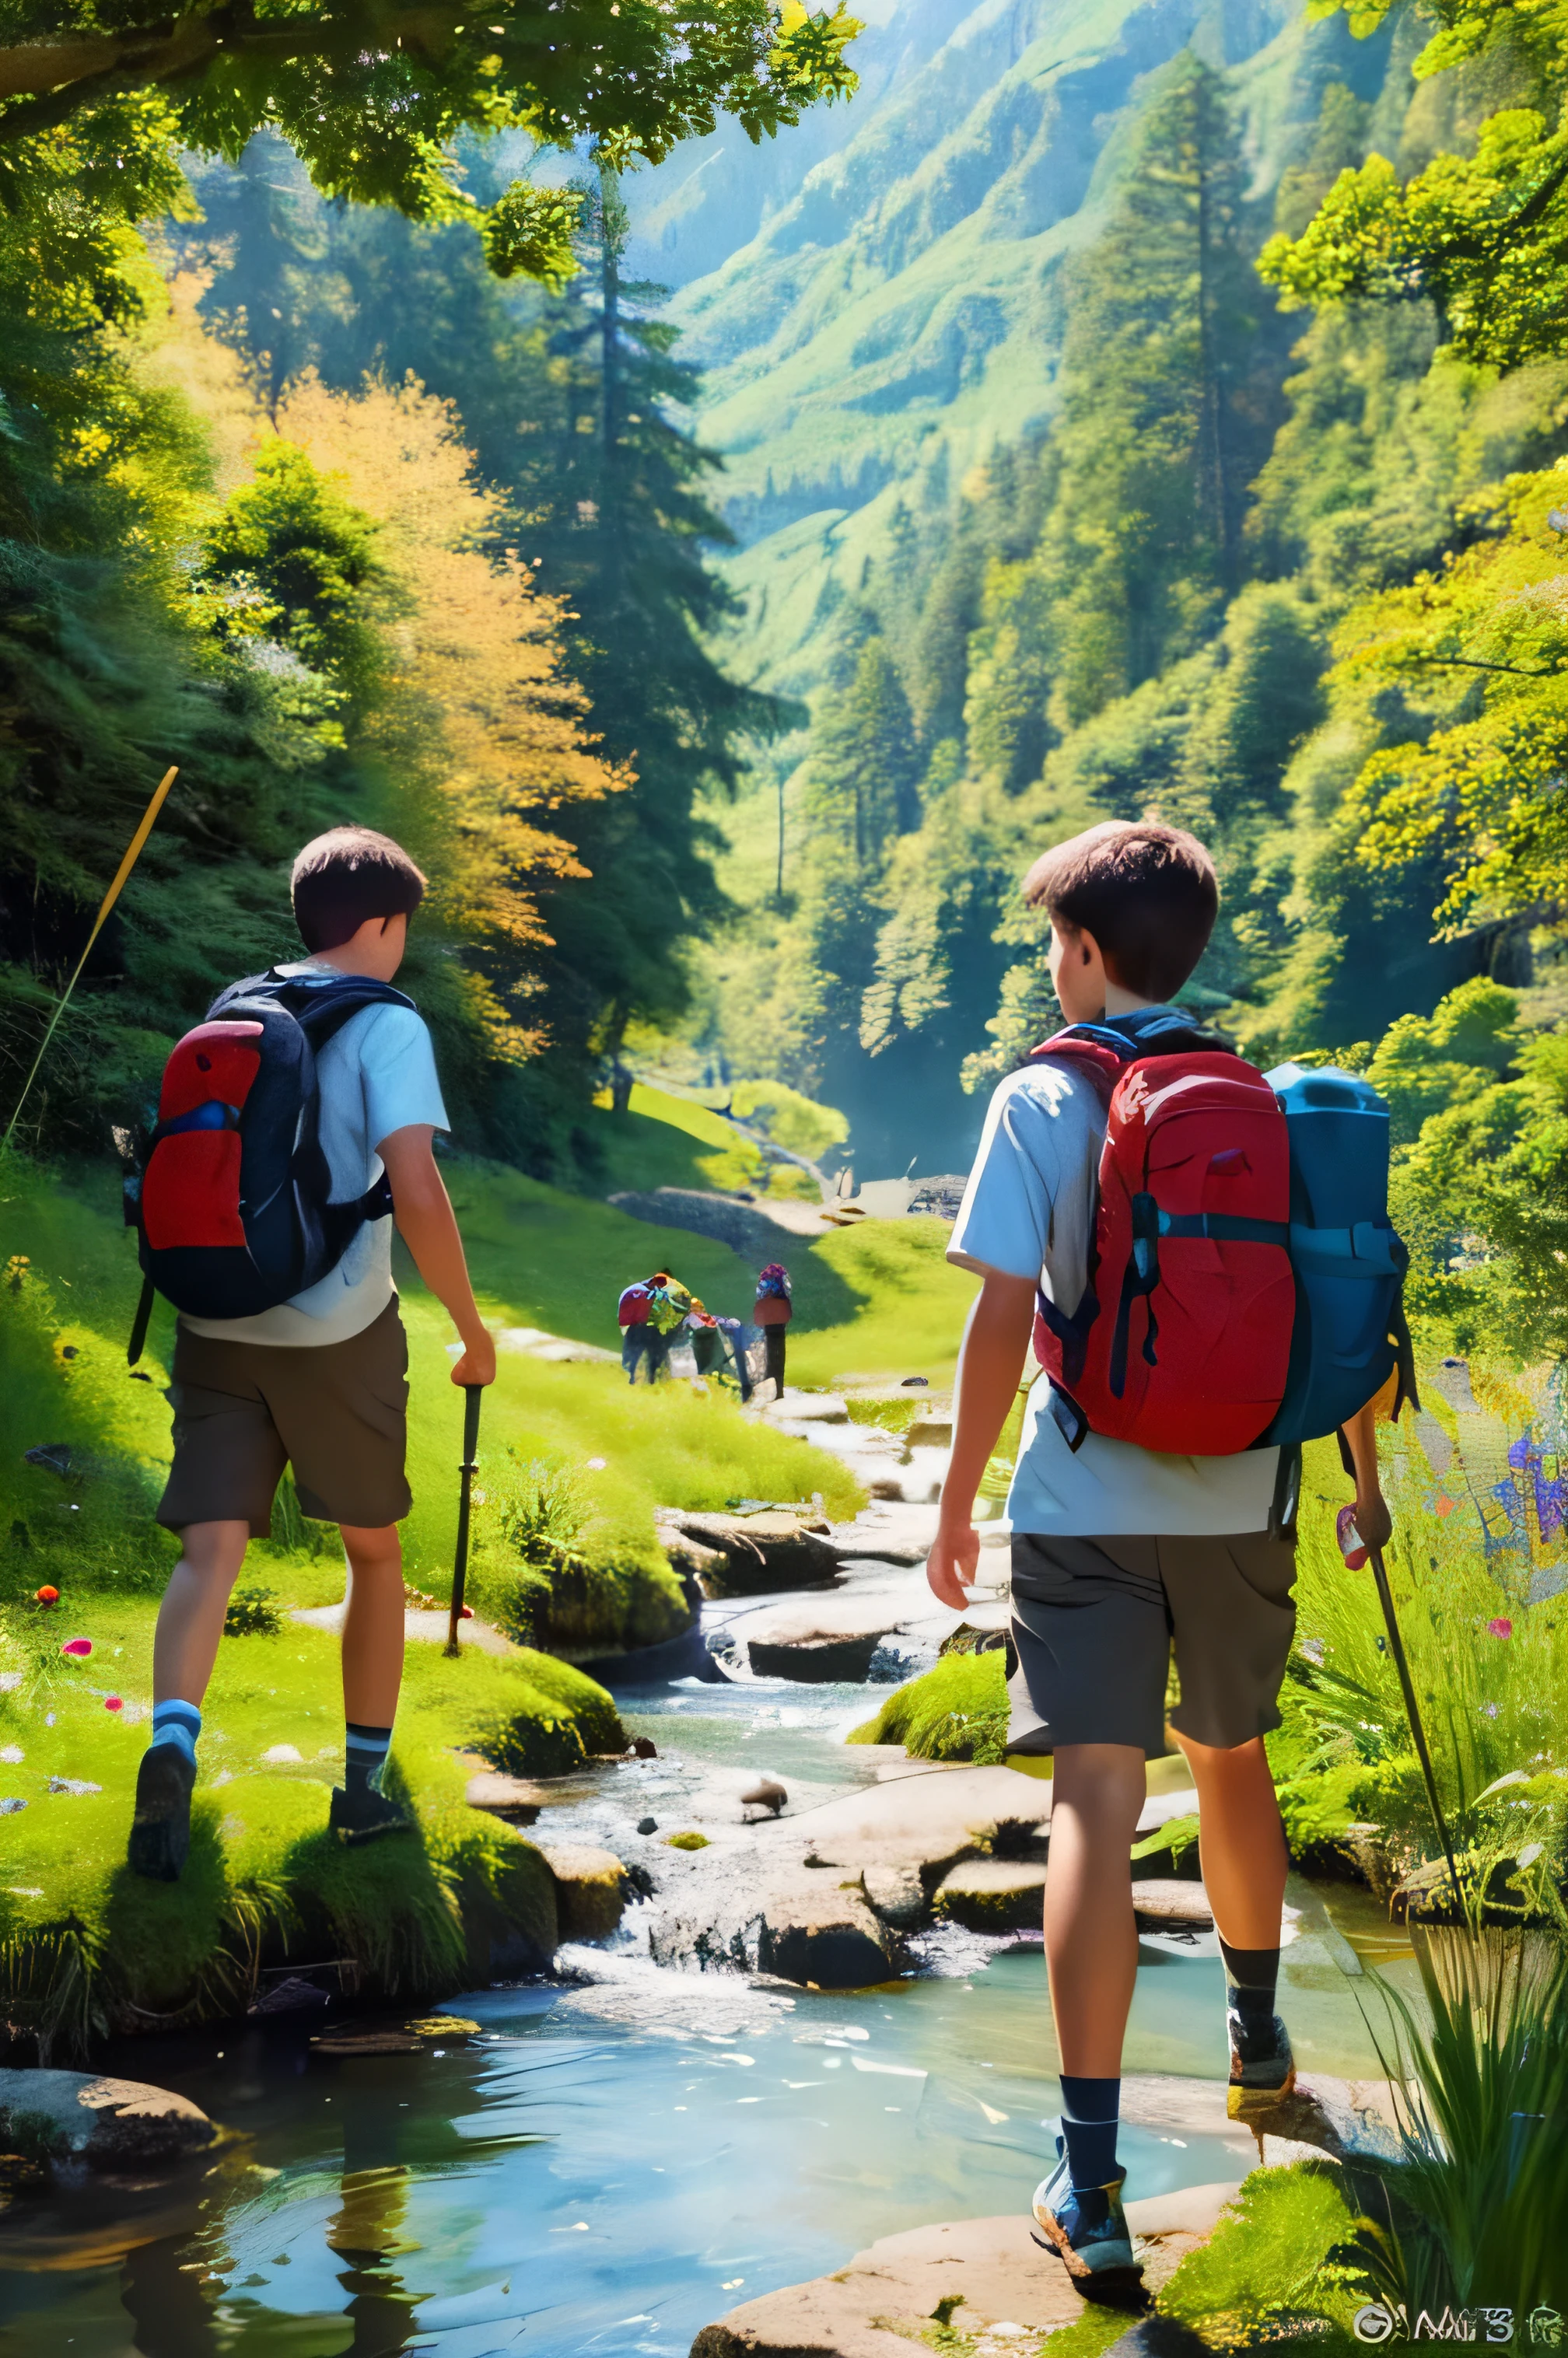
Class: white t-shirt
180,964,450,1349
947,1041,1279,1536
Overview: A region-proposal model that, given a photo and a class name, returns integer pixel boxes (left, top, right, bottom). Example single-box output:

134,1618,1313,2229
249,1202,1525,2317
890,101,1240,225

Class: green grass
849,1649,1007,1762
0,1593,610,2056
786,1216,975,1387
1156,2165,1367,2352
586,1081,768,1197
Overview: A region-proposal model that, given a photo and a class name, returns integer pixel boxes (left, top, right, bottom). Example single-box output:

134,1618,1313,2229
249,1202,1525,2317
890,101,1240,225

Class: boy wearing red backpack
128,827,496,1880
929,820,1392,2290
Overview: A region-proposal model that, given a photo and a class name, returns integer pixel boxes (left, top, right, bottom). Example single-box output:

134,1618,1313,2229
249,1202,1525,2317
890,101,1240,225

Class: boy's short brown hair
291,827,426,953
1023,820,1217,1001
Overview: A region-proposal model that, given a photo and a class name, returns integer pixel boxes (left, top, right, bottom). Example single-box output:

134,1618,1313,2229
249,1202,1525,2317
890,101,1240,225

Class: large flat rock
0,2071,219,2172
688,2184,1242,2356
797,1764,1051,1883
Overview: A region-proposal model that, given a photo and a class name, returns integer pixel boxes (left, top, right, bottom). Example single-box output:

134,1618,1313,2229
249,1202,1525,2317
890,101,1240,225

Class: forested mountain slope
663,0,1387,691
637,0,1568,1212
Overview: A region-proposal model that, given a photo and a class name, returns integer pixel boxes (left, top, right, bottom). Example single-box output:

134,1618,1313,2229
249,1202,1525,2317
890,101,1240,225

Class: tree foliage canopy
0,0,859,287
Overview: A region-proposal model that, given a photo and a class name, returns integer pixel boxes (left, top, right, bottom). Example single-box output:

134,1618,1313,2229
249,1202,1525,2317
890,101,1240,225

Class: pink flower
61,1637,93,1658
1487,1618,1513,1639
103,1695,124,1713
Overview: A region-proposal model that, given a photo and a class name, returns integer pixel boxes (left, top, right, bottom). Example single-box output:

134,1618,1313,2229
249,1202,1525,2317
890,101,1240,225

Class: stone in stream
648,1861,896,1989
740,1587,928,1683
0,2071,218,2172
464,1768,544,1822
535,1842,628,1940
933,1856,1048,1932
859,1863,926,1930
1132,1878,1214,1930
636,1815,659,1835
657,1511,842,1597
688,2183,1242,2356
797,1765,1051,1889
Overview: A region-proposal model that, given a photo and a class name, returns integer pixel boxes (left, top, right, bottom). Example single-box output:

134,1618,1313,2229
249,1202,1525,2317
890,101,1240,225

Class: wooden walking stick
2,766,179,1154
445,1384,485,1656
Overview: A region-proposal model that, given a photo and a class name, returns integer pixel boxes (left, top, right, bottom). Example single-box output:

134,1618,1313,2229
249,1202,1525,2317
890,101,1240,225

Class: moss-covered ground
0,1096,978,2052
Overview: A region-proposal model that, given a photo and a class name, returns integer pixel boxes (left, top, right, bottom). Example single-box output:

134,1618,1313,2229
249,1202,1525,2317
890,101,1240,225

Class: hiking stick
1369,1542,1465,1912
2,765,179,1154
445,1384,485,1657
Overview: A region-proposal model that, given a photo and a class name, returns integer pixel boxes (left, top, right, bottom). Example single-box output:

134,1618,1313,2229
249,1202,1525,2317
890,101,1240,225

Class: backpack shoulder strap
207,970,416,1052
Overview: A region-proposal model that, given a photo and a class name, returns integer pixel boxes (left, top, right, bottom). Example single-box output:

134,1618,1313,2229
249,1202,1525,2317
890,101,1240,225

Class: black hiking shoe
1227,2006,1297,2122
1031,2143,1143,2296
128,1742,197,1882
329,1783,415,1843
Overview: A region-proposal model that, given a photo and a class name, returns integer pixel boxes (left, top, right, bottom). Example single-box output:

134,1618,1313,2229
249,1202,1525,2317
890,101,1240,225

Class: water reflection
0,1693,1414,2356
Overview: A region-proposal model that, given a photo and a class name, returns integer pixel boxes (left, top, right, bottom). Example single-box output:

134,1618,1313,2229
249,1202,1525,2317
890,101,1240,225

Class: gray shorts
1008,1529,1298,1757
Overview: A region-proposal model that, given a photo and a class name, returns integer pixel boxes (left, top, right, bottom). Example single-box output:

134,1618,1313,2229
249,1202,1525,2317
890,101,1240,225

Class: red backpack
1029,1013,1295,1456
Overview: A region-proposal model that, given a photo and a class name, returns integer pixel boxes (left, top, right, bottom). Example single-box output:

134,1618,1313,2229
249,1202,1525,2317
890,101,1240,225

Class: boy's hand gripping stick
445,1384,485,1657
1338,1508,1464,1912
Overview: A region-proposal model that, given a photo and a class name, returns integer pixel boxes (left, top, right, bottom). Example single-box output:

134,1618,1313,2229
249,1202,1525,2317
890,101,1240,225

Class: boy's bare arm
927,1272,1036,1609
1339,1394,1392,1550
379,1125,497,1387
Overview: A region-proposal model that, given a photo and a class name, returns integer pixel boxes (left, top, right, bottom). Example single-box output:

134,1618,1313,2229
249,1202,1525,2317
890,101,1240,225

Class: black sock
1059,2073,1121,2193
345,1722,393,1796
1220,1939,1280,2027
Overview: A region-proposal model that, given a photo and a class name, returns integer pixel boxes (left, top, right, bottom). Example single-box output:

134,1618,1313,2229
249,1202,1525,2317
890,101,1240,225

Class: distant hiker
636,1270,689,1383
929,818,1403,2293
753,1261,792,1399
712,1311,754,1401
687,1298,724,1380
618,1275,659,1384
124,826,496,1882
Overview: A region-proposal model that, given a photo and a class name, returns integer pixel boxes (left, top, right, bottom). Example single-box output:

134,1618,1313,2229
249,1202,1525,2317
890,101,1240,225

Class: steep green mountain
659,0,1390,696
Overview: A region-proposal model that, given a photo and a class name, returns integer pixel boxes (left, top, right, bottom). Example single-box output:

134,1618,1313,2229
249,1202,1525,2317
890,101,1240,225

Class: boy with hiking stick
929,820,1395,2291
128,827,495,1881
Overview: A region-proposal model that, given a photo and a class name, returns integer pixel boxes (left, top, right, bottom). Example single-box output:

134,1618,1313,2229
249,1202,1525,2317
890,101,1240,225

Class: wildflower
61,1636,92,1658
1486,1618,1513,1639
34,1585,58,1606
104,1695,124,1713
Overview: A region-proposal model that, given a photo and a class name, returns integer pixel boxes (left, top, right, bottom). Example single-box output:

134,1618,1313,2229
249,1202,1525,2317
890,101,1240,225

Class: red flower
104,1695,124,1713
34,1586,59,1605
61,1636,92,1658
1486,1617,1513,1639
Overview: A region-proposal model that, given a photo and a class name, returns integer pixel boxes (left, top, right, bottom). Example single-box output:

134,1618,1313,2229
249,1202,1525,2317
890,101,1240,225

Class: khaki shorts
1008,1528,1298,1758
158,1299,411,1537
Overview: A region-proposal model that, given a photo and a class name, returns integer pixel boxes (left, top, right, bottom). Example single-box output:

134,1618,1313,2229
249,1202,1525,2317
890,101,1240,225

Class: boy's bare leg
1173,1733,1287,1948
1044,1743,1147,2073
152,1520,251,1706
1176,1731,1294,2113
133,1519,249,1879
339,1523,406,1728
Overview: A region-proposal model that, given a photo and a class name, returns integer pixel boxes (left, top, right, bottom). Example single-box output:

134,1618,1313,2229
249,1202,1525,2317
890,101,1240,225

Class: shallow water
0,1667,1412,2358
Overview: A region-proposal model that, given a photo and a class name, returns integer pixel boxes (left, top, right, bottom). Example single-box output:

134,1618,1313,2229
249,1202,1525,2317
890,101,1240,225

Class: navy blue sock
1059,2073,1121,2192
150,1699,201,1768
1220,1940,1280,2026
345,1722,393,1796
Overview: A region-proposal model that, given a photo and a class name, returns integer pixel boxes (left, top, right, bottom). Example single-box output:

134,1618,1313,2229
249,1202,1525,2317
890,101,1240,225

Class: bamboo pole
2,766,178,1154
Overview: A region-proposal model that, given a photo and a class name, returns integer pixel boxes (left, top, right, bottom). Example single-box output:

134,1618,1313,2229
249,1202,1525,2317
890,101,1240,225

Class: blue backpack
1263,1062,1417,1451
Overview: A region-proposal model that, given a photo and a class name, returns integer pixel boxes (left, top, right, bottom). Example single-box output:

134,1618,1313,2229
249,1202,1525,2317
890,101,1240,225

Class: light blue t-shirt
180,967,449,1348
947,1048,1279,1537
